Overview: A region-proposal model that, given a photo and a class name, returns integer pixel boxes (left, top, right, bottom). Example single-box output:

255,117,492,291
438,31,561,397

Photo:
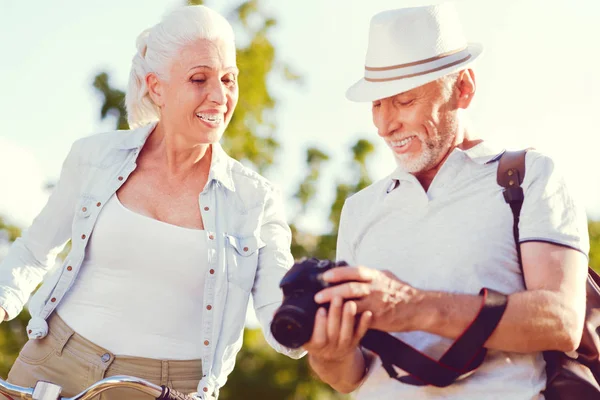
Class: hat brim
346,43,483,102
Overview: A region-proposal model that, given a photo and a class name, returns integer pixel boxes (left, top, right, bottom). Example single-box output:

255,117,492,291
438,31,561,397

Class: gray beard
394,132,455,174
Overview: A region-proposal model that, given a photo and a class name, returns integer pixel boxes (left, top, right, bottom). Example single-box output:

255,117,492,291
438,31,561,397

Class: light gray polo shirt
337,142,589,400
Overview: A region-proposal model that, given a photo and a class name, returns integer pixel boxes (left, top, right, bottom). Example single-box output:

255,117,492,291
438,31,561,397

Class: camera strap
359,288,508,387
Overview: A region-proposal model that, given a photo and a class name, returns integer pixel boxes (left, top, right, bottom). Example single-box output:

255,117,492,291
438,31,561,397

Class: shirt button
96,202,102,207
209,269,215,274
209,234,214,240
203,387,208,393
101,353,111,363
50,298,56,303
204,340,209,346
118,176,124,181
81,234,86,240
204,206,209,211
28,329,32,334
67,266,73,271
243,247,249,252
82,207,87,212
206,305,212,310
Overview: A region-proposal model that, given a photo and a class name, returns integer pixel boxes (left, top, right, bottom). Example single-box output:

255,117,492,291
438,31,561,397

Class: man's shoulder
520,149,563,185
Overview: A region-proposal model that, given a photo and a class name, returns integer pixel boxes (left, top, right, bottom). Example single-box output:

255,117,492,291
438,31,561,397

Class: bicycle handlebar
156,385,199,400
0,375,199,400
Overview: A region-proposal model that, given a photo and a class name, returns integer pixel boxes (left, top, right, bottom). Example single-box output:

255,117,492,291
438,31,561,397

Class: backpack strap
496,149,533,269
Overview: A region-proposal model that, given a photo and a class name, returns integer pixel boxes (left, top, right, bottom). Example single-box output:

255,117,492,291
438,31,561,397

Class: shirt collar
459,141,505,165
116,122,157,150
388,141,505,187
208,142,235,192
116,122,236,192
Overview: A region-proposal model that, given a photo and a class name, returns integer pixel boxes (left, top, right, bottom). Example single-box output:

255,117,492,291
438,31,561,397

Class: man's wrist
308,347,366,392
404,290,444,333
308,350,355,367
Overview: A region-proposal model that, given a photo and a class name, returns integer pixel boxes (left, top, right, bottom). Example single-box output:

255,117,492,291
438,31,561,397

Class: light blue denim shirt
0,122,304,398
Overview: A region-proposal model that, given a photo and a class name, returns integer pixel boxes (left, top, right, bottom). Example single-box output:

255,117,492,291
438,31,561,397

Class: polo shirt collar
388,141,505,185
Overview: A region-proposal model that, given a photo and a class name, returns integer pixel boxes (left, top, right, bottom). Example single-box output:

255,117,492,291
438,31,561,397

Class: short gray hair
125,5,235,129
438,71,461,99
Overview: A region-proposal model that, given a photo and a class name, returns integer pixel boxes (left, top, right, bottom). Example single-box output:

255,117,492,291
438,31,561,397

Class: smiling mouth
196,113,223,125
389,135,417,148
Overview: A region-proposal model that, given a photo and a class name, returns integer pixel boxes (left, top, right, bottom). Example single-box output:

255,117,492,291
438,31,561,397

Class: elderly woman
0,5,302,399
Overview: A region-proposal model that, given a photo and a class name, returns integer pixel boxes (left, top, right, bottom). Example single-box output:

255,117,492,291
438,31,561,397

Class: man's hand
314,266,427,332
304,296,372,362
303,296,372,393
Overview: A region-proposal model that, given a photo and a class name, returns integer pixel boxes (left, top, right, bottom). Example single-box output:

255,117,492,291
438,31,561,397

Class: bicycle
0,375,196,400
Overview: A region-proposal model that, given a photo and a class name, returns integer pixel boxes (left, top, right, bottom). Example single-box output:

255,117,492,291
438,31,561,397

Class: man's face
372,78,459,174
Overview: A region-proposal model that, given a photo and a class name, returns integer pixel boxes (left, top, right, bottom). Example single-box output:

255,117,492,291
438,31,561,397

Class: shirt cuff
0,292,23,321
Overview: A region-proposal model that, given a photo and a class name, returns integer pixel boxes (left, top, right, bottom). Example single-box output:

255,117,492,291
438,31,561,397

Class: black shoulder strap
496,149,532,269
360,288,508,387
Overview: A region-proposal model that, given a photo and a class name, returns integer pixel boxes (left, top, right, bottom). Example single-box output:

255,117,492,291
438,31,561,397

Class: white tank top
58,194,208,359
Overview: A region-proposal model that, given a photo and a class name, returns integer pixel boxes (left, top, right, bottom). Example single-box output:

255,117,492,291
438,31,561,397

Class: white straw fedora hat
346,2,482,102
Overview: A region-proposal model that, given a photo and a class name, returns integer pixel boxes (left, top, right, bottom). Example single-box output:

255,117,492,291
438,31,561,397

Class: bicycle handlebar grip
156,385,198,400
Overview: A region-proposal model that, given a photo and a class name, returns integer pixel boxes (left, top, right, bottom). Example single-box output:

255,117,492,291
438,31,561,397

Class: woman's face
149,38,239,144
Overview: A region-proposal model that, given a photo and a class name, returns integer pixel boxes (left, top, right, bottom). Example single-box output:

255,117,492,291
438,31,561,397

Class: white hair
125,5,235,129
438,71,461,100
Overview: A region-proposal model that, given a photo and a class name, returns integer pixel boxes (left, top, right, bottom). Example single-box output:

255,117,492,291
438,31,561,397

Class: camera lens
271,293,320,348
271,308,312,349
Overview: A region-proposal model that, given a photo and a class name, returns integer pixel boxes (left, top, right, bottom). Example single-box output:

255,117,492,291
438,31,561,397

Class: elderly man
302,3,589,399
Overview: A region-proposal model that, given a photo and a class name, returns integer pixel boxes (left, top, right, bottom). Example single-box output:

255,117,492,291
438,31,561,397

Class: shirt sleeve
0,139,83,320
252,184,305,359
336,200,356,265
518,151,590,256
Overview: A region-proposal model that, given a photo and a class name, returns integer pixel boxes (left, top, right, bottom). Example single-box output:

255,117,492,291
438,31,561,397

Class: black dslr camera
270,258,348,349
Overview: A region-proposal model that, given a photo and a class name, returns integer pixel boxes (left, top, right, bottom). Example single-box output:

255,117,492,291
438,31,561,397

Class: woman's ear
146,72,164,107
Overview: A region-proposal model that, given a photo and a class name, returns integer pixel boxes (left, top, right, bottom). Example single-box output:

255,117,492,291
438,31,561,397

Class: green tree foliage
0,217,21,243
220,329,342,400
0,219,28,378
291,140,376,262
589,221,600,273
93,72,128,130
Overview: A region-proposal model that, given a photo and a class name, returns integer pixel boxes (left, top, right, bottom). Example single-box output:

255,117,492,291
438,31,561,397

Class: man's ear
456,69,476,109
146,72,164,107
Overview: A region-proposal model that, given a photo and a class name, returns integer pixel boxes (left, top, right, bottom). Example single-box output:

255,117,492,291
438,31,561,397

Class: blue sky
1,0,599,229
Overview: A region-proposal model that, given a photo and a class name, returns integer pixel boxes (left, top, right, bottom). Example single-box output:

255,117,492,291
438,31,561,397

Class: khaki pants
7,313,202,399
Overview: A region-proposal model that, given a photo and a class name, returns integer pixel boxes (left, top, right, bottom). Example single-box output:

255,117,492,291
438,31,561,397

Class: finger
315,282,370,304
306,307,328,350
322,266,375,283
381,270,397,279
338,301,358,349
327,297,343,343
354,298,370,314
353,310,373,344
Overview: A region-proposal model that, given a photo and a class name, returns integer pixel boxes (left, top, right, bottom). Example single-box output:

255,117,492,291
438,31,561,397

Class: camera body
270,258,347,349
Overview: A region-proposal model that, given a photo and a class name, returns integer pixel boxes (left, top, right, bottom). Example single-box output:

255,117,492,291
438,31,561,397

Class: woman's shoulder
79,128,123,144
228,158,276,193
70,125,150,161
